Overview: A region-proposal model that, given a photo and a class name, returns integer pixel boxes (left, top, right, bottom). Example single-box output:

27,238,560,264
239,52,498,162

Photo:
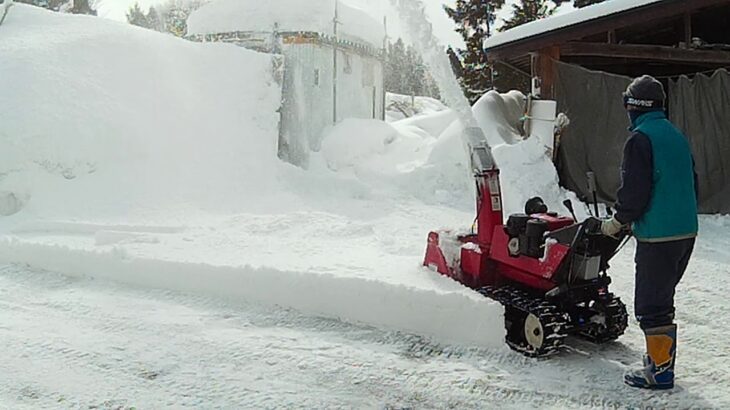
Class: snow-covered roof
187,0,385,47
484,0,666,49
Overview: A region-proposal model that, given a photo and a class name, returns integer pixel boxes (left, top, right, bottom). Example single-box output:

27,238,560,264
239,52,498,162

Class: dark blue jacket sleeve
614,131,653,225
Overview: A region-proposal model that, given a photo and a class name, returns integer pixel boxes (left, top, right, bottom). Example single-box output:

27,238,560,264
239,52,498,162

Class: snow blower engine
424,132,629,357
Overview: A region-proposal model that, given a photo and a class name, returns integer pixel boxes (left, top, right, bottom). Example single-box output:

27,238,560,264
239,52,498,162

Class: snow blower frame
424,134,629,357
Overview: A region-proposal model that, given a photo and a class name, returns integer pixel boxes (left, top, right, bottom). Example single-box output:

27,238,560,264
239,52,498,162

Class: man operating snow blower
601,75,699,390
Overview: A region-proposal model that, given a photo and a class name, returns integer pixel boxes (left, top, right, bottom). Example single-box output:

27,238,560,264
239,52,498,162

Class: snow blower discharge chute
424,130,629,357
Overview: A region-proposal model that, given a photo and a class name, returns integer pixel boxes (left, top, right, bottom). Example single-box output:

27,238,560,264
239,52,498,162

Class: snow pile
187,0,386,47
0,4,282,220
386,92,448,122
320,89,583,217
0,5,505,348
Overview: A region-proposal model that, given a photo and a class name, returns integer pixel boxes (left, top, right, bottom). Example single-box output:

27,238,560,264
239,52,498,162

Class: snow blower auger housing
424,135,629,357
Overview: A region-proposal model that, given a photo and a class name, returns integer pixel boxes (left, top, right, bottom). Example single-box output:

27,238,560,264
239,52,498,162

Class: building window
314,69,320,86
342,52,352,74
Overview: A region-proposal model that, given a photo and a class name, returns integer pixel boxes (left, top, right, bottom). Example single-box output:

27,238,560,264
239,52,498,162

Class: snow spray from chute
387,0,585,219
390,0,490,162
387,0,497,172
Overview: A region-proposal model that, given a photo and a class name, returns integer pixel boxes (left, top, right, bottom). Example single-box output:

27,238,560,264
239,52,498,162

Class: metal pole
381,15,388,121
0,0,13,26
333,0,339,124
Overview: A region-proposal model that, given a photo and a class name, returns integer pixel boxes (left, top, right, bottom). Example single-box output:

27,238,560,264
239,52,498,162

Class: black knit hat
623,75,666,111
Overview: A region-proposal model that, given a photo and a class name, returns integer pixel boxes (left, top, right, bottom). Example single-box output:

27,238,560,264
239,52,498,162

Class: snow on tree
500,0,556,32
384,38,441,102
126,2,149,28
146,6,162,32
126,0,207,37
444,0,505,104
69,0,95,15
15,0,95,13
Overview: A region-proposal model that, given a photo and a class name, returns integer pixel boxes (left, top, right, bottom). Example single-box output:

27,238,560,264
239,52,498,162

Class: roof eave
486,0,728,61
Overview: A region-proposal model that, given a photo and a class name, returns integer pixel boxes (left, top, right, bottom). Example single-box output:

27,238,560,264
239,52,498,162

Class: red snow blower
424,129,629,357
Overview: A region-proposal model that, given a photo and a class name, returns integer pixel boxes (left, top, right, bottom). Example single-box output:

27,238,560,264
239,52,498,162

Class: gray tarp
669,69,730,214
554,61,631,205
554,62,730,214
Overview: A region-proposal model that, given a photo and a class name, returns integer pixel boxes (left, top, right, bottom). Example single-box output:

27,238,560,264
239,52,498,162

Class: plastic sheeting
553,61,631,206
554,62,730,215
669,69,730,214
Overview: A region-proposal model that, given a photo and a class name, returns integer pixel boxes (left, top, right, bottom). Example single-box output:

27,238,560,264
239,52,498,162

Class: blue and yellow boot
624,324,677,390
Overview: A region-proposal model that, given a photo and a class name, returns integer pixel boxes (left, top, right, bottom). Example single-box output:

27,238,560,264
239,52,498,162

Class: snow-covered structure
484,0,730,214
187,0,387,167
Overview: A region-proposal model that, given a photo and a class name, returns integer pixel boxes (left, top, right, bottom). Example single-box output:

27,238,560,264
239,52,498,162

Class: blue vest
631,111,698,242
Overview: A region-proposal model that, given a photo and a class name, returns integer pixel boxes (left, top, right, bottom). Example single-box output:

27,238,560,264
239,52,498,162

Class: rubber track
577,296,629,344
478,285,570,357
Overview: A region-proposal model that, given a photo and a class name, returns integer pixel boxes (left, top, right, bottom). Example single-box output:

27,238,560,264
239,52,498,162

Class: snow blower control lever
423,136,629,357
587,172,600,217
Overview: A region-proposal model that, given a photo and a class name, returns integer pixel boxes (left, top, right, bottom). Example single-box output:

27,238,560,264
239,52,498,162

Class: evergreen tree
125,0,207,36
69,0,95,15
146,6,161,31
126,2,148,28
163,2,189,37
447,46,463,78
406,45,426,103
500,0,555,32
384,38,441,101
574,0,606,7
385,38,408,94
444,0,506,103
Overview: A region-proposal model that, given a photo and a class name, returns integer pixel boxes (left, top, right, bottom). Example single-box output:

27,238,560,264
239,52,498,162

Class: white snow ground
1,4,730,409
2,218,729,408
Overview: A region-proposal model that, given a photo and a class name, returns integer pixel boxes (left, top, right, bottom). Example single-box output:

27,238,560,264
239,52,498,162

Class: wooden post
607,30,616,44
684,13,693,48
532,46,560,99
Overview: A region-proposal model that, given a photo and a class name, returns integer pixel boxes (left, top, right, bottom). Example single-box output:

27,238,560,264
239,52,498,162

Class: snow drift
0,4,283,220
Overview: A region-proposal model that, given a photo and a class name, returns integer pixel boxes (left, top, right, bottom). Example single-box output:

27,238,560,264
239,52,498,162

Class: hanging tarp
554,62,730,215
669,69,730,214
553,61,632,205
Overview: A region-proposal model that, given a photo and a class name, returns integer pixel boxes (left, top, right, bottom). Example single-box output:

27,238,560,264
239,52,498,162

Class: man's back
632,111,698,242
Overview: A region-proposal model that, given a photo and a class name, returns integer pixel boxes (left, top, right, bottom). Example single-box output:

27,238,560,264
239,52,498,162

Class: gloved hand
601,217,625,238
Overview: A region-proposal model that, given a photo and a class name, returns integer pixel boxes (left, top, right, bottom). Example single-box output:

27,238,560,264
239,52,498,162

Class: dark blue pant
634,238,695,330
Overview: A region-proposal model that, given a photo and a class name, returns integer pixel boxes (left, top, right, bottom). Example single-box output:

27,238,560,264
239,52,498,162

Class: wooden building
484,0,730,214
485,0,730,99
